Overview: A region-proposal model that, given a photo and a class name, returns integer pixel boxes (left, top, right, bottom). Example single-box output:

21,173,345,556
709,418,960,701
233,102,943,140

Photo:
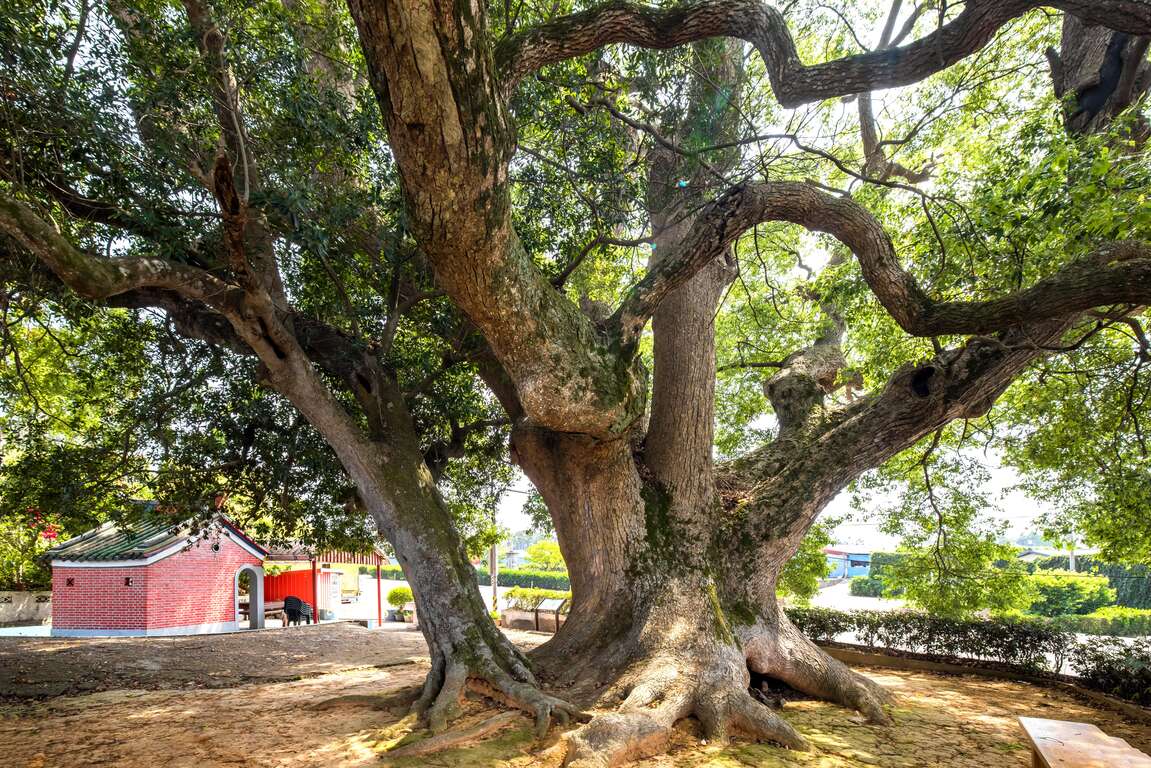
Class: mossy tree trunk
339,0,1150,761
9,0,1151,759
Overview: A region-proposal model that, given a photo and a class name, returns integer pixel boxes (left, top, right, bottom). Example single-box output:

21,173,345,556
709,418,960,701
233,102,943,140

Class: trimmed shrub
849,576,886,597
786,606,1151,706
503,587,571,612
784,607,855,643
359,565,406,580
1070,638,1151,706
1033,556,1151,609
474,568,570,590
1056,606,1151,637
386,585,413,609
358,565,570,590
785,607,1072,672
1028,571,1115,616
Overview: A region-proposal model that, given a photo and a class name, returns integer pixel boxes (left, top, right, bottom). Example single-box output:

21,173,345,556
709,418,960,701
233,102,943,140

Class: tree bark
5,0,577,727
333,0,1151,761
516,43,860,765
1048,15,1151,135
11,0,1151,759
512,428,644,682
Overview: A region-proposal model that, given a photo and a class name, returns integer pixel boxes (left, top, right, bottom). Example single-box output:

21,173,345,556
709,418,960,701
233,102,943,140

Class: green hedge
785,607,1070,672
1055,606,1151,636
358,565,406,579
1072,638,1151,705
849,576,886,597
784,606,1151,706
1028,571,1115,616
358,565,571,590
1033,556,1151,609
474,568,570,590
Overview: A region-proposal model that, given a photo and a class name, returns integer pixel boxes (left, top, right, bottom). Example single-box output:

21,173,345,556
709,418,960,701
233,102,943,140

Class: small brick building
46,515,268,637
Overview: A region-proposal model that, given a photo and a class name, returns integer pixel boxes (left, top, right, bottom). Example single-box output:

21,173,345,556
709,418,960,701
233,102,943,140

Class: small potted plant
387,585,414,622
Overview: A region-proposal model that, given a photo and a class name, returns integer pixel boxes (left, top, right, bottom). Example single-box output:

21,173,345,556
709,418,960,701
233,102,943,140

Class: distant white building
1017,546,1100,567
503,549,526,569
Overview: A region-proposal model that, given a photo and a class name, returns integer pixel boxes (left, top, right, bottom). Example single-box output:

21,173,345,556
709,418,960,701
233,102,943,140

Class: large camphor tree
3,0,1151,764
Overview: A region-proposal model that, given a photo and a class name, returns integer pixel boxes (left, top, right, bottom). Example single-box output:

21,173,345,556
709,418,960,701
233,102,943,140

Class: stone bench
1019,716,1151,767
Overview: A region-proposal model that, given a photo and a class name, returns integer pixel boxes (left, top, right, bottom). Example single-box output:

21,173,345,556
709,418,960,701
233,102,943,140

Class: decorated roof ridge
262,541,388,565
45,513,267,562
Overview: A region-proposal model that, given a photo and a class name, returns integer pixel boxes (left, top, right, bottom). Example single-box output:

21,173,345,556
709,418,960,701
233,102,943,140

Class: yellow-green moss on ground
3,662,1150,767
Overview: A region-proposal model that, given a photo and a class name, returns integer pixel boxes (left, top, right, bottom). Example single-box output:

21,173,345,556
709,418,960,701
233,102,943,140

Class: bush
1033,557,1151,609
785,607,1072,672
386,585,413,609
784,607,856,643
474,568,570,590
358,565,406,579
868,552,909,578
1056,606,1151,637
787,606,1151,707
1028,571,1115,616
849,576,886,597
1070,638,1151,706
503,587,571,612
357,565,571,590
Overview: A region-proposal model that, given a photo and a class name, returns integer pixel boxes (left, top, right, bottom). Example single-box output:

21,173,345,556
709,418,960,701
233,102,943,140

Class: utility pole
490,540,499,612
490,490,499,614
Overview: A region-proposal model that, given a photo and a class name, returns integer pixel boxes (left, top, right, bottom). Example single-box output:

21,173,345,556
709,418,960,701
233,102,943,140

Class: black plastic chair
283,595,314,626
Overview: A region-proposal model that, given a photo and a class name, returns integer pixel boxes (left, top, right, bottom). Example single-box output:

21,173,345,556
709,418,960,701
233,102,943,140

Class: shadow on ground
1,623,1149,767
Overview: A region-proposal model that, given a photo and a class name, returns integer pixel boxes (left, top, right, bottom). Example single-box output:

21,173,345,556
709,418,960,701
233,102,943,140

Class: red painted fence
264,569,315,607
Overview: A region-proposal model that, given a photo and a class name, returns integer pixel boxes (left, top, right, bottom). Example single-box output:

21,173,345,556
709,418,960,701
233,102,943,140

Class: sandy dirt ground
0,622,542,701
2,623,1150,767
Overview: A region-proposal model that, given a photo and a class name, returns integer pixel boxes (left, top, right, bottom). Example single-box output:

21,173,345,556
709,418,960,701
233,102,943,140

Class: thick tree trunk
512,428,643,682
519,44,891,766
1048,16,1150,135
335,1,1123,760
549,524,888,767
251,343,579,734
380,455,559,733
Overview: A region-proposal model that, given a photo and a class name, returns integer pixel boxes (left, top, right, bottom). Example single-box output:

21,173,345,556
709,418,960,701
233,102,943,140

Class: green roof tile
46,515,266,562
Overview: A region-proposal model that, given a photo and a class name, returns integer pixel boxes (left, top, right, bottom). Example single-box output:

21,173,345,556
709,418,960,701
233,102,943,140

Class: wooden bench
239,600,286,623
1019,716,1151,767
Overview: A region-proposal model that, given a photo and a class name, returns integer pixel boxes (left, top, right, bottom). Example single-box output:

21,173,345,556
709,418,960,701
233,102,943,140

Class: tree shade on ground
2,0,1151,762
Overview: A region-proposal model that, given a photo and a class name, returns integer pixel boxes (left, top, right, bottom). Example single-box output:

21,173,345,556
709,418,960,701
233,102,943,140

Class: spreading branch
610,181,1151,344
498,0,1151,107
0,195,238,307
726,313,1077,556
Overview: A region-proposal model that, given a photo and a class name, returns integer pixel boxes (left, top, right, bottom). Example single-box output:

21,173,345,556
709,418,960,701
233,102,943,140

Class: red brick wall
51,532,262,632
51,566,150,630
145,535,262,630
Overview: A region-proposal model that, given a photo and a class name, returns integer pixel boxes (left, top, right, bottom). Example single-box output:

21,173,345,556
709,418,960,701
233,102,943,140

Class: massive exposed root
561,650,809,768
411,629,586,738
742,611,894,725
545,597,896,767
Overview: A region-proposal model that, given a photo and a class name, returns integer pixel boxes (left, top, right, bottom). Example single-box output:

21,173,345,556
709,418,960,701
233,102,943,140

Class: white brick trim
51,620,240,637
51,540,188,568
224,529,267,561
